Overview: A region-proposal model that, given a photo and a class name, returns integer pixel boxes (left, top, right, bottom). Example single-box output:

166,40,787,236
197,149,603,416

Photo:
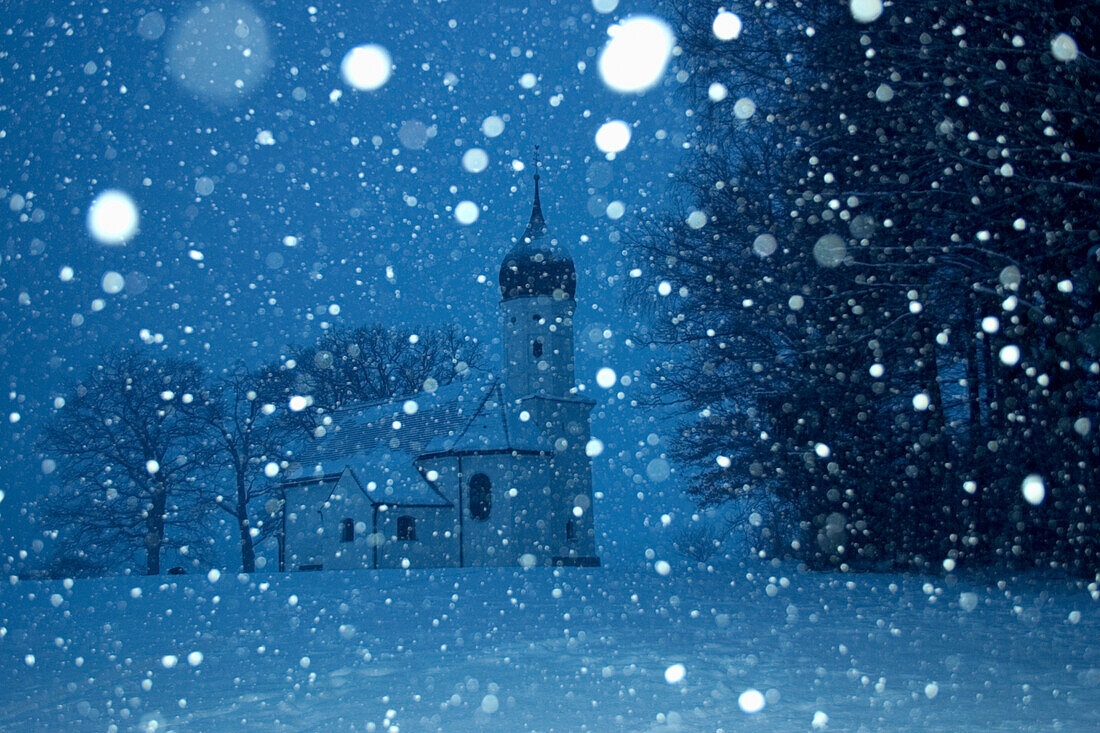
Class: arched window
469,473,492,521
566,518,577,542
397,516,416,541
340,518,354,543
532,338,543,358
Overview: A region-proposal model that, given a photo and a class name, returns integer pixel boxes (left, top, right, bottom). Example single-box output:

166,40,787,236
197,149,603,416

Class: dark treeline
37,324,483,577
636,0,1099,573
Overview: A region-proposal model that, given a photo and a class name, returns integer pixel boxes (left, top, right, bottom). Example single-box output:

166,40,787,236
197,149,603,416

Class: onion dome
499,162,576,301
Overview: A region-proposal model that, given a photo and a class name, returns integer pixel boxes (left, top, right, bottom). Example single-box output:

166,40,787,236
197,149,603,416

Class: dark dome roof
499,176,576,301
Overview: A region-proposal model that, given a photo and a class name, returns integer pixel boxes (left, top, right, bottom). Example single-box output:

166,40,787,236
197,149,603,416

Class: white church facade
278,168,600,571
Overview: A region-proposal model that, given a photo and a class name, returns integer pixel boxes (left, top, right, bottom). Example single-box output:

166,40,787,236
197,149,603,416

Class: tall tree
40,350,211,575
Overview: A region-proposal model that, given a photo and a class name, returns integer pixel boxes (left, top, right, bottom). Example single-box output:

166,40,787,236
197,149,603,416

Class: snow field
1,564,1097,731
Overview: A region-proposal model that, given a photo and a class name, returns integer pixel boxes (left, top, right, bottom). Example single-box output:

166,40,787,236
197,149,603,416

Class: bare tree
290,324,485,410
671,521,728,564
188,363,299,573
40,350,211,575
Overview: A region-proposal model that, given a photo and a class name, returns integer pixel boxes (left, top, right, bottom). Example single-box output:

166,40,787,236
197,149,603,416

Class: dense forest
636,0,1099,573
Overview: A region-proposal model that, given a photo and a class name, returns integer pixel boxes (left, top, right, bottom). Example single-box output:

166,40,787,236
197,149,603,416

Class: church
278,166,600,571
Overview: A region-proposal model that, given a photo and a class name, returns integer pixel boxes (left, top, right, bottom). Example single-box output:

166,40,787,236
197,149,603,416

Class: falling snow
2,0,1097,730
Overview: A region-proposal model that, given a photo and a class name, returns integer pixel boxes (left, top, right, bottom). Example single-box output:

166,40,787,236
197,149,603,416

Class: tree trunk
964,292,984,460
923,333,954,560
236,473,256,573
238,517,256,573
978,329,1010,562
145,485,167,575
963,291,986,561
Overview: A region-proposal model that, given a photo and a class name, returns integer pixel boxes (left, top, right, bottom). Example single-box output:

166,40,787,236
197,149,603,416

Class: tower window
397,516,417,541
469,473,492,521
532,339,543,358
566,518,577,542
340,518,354,543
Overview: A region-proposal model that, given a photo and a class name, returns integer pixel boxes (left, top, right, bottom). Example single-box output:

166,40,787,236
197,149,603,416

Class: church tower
498,156,578,399
498,155,599,566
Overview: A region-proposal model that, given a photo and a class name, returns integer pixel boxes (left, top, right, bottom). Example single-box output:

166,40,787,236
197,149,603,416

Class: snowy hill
2,564,1097,731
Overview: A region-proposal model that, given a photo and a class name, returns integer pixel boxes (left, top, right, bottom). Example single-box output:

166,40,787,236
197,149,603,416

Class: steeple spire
524,144,546,239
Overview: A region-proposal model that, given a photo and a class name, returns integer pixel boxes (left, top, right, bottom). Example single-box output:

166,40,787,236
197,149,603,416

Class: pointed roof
499,147,577,301
522,158,547,241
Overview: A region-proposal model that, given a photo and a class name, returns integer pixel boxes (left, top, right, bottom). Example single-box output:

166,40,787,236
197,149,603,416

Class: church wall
374,505,460,569
284,489,325,570
285,471,461,571
516,397,598,561
547,443,597,560
417,452,563,567
516,453,583,564
508,453,551,560
455,453,518,567
283,470,368,571
318,471,376,571
415,454,511,566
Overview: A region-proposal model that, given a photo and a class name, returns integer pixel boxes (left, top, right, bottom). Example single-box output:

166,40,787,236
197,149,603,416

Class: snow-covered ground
2,563,1097,731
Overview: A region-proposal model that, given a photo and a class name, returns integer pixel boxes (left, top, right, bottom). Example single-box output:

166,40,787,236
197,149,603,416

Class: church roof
341,448,452,507
282,377,552,501
280,473,343,506
281,461,449,508
498,163,577,301
421,381,550,455
291,378,488,462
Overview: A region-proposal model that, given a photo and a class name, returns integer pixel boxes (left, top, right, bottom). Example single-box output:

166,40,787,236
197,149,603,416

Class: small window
566,518,577,542
469,473,492,521
532,339,543,358
397,516,417,541
340,518,354,543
